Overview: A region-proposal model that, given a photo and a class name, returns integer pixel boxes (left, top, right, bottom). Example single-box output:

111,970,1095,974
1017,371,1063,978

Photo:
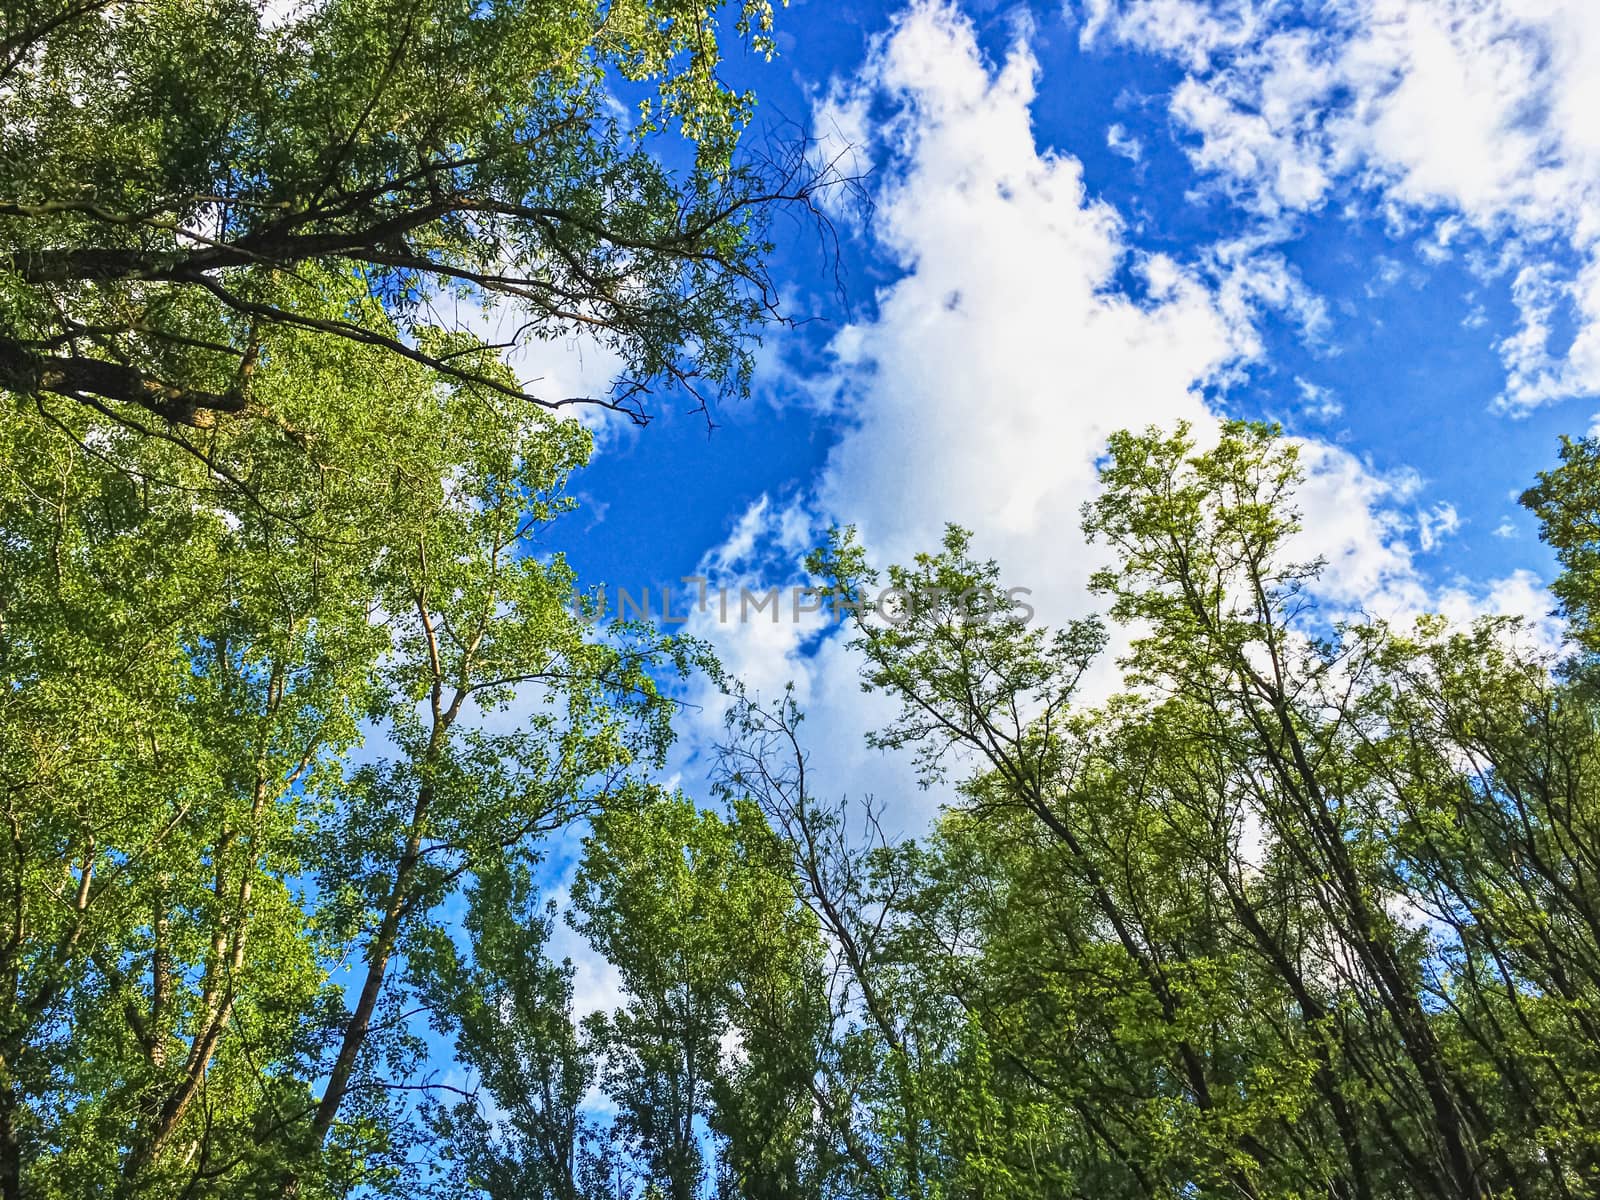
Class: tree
0,346,704,1195
728,421,1600,1200
0,332,421,1198
1,0,829,440
1522,433,1600,653
410,860,603,1200
571,791,827,1200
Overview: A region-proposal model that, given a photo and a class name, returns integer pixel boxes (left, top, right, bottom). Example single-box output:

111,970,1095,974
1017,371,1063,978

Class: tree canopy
7,4,1600,1199
1,0,820,439
742,423,1600,1200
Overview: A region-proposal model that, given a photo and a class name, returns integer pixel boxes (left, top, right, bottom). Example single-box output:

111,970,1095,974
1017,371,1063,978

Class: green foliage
572,792,828,1200
2,0,813,437
1523,433,1600,651
411,859,601,1200
713,422,1600,1200
0,345,704,1195
1,5,809,1191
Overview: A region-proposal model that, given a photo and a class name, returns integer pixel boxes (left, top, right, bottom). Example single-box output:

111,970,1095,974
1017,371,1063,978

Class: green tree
755,421,1600,1200
1522,433,1600,652
411,859,603,1200
2,0,824,435
0,354,702,1195
0,333,425,1197
571,791,827,1200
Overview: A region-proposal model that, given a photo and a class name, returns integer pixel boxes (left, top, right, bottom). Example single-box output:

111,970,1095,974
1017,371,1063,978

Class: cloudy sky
509,0,1600,942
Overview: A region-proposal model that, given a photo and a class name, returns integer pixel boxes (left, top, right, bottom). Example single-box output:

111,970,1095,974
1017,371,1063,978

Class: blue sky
489,0,1600,1011
558,0,1595,603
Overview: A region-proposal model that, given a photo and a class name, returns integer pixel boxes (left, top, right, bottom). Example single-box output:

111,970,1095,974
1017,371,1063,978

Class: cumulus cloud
522,1,1567,1026
1084,0,1600,411
806,1,1235,576
1295,376,1343,421
660,1,1543,829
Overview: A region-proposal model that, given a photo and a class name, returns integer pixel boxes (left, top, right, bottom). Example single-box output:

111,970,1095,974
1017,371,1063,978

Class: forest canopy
6,2,1600,1200
0,0,817,437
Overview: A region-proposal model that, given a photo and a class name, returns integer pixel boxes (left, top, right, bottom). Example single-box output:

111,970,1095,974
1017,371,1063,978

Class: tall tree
410,860,604,1200
1,352,703,1195
736,421,1600,1200
1,0,826,437
571,791,827,1200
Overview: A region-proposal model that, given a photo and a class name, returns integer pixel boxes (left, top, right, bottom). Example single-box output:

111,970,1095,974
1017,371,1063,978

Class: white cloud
1088,0,1600,411
1295,376,1343,421
666,2,1546,828
805,2,1241,578
1436,568,1564,650
1416,500,1462,553
1107,122,1145,163
1289,438,1428,617
1081,0,1268,70
1207,237,1331,348
1170,72,1330,215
